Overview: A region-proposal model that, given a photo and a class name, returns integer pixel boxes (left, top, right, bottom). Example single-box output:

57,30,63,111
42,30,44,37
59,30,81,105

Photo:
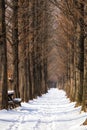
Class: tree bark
12,0,20,98
0,0,8,109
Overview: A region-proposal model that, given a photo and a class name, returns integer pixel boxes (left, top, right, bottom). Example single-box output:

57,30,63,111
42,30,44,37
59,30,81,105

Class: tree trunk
0,0,8,109
12,0,20,98
77,3,84,105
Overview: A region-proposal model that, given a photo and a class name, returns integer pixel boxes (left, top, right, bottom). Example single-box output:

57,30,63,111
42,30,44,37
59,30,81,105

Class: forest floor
0,88,87,130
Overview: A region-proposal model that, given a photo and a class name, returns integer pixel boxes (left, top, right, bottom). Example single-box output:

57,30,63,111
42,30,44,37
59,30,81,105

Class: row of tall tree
0,0,48,109
50,0,87,111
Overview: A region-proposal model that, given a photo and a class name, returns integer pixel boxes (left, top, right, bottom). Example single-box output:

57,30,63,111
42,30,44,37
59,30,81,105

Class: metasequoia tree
12,0,20,98
0,0,8,109
31,0,48,96
5,0,20,98
18,0,31,102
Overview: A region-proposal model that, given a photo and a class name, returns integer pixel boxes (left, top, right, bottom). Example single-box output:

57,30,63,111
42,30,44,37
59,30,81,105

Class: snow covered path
0,88,87,130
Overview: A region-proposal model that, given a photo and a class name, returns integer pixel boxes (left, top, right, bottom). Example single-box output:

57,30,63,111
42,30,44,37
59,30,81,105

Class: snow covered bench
8,90,15,109
13,98,22,107
8,90,22,109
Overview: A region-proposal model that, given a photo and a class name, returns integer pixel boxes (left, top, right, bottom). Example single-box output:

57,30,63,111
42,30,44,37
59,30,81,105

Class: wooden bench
8,90,22,109
13,98,22,107
8,90,15,109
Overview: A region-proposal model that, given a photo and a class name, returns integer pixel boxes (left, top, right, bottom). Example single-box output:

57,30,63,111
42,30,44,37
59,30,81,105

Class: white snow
13,98,22,102
0,88,87,130
8,90,14,95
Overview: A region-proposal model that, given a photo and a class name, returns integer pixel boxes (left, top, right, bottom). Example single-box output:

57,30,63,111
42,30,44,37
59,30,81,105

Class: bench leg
8,102,15,109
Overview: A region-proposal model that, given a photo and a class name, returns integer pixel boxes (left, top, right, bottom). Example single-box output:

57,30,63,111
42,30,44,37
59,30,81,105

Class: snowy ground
0,88,87,130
